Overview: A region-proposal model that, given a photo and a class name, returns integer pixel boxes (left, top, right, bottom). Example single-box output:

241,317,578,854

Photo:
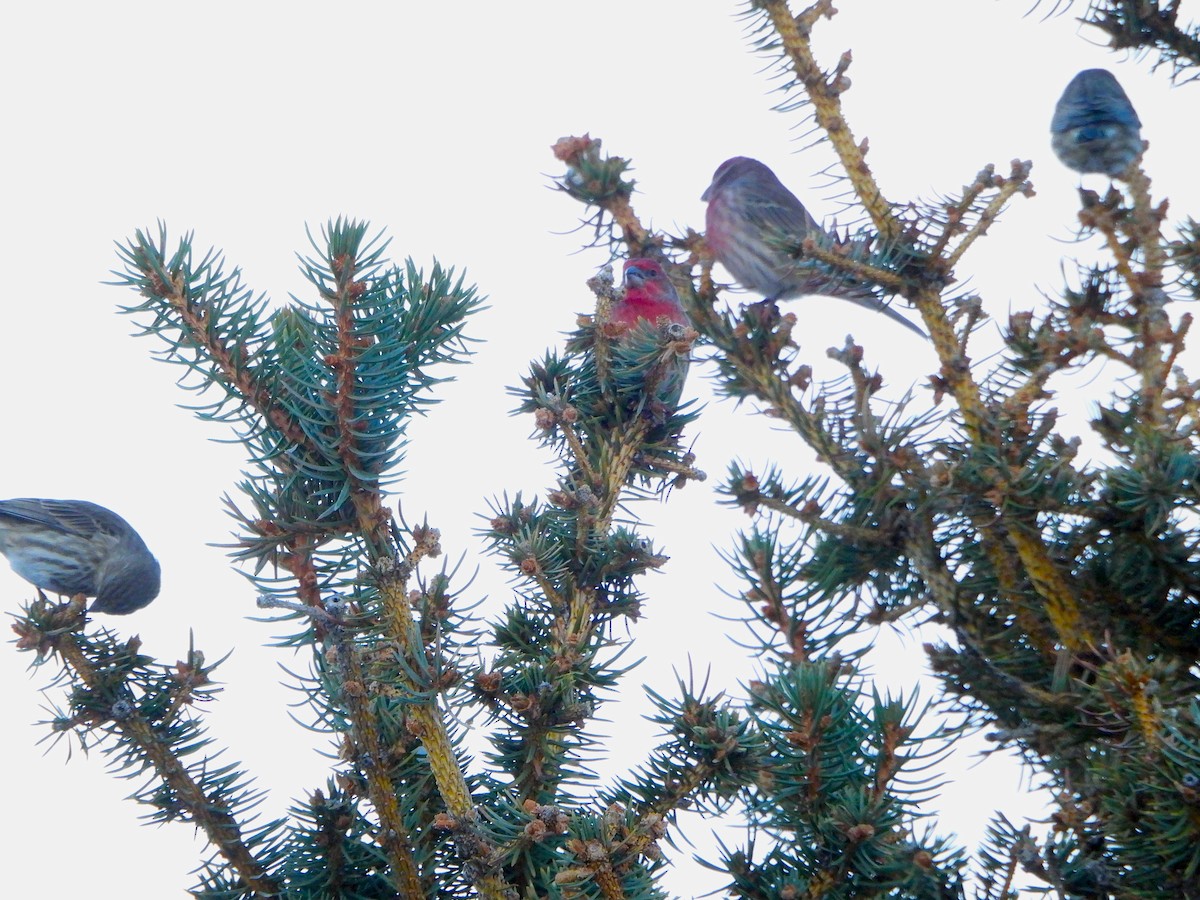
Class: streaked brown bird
0,499,161,614
702,156,925,337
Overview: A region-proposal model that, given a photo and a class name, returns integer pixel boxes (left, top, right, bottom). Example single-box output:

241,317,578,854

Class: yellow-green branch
373,560,511,900
761,0,898,241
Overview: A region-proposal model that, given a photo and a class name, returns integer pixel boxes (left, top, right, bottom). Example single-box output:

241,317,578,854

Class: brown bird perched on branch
702,156,925,337
0,498,161,614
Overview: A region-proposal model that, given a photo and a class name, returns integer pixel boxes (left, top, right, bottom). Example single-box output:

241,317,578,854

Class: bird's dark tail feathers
838,290,928,338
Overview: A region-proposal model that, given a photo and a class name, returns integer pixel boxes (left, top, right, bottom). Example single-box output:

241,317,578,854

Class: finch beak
700,184,713,202
625,268,645,289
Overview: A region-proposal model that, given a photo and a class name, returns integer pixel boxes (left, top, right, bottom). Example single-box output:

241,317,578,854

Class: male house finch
1051,69,1142,177
609,258,691,420
702,157,925,337
0,499,161,614
611,258,690,329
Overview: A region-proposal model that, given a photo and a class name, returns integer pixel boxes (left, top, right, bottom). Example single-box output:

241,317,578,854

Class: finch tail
833,286,927,338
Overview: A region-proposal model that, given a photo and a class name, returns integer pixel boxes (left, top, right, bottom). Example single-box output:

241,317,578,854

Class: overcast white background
2,2,1197,896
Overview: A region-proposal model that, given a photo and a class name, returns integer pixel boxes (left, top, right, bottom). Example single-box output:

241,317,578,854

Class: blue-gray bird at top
1051,69,1143,176
0,499,161,614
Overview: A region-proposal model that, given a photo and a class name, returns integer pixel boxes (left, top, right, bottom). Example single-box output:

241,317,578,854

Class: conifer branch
370,556,511,899
1005,526,1091,651
755,0,898,240
114,227,314,457
1054,0,1200,79
607,194,656,258
327,250,392,556
942,161,1035,270
323,618,425,896
800,238,907,291
20,599,280,898
1123,164,1175,424
107,220,498,894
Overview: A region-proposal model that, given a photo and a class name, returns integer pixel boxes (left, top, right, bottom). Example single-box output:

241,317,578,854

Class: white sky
2,2,1197,896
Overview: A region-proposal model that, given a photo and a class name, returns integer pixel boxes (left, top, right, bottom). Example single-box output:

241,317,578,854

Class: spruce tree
10,2,1200,897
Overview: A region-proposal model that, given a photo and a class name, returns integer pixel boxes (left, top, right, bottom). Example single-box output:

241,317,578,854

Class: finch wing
744,189,823,248
0,499,119,538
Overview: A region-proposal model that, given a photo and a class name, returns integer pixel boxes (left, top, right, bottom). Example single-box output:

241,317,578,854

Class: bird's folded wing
751,196,820,244
0,499,101,536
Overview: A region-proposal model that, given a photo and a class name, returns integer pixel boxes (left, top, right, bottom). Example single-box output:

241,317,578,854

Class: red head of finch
611,258,690,330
